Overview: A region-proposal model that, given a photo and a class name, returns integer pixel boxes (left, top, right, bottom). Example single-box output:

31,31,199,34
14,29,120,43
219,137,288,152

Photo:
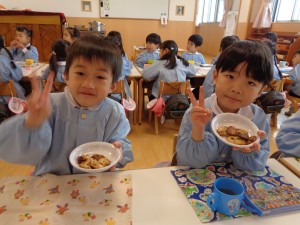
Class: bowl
69,142,121,173
211,113,260,148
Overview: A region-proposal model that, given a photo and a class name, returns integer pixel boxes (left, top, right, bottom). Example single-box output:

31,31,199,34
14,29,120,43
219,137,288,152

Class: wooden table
0,159,299,224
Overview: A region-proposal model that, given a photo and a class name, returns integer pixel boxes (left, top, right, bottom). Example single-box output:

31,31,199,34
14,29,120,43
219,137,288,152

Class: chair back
42,80,67,92
266,79,285,92
0,80,17,97
158,80,190,96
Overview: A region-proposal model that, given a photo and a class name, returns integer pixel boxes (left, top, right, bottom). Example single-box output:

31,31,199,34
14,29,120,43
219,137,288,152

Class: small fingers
187,88,197,107
199,86,204,107
257,130,266,139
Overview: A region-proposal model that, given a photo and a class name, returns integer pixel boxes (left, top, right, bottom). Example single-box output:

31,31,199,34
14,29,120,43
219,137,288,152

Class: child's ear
212,68,218,85
64,72,69,84
109,81,117,94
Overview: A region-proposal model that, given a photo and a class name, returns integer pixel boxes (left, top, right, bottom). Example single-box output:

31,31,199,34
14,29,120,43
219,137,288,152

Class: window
273,0,300,21
196,0,224,25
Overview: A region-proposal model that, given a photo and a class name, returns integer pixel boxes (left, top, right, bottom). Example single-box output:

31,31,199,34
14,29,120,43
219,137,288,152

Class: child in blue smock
142,40,196,100
286,50,300,97
276,109,300,158
0,35,25,101
10,27,38,62
263,40,282,80
0,35,134,175
176,40,273,171
106,31,133,98
201,35,240,99
41,39,69,82
182,34,206,65
136,33,161,68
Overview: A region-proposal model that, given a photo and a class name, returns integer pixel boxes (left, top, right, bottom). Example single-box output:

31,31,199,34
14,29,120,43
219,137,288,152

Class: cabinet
0,10,66,62
248,30,300,65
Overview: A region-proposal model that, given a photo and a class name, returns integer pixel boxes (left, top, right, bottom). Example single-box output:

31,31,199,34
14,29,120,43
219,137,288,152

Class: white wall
1,0,197,21
0,0,100,18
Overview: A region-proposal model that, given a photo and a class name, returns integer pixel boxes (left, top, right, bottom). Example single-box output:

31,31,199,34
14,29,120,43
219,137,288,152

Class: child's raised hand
24,71,54,129
187,86,212,141
232,130,266,153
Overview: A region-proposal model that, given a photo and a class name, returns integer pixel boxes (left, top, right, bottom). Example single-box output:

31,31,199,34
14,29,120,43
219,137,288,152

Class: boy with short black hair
182,34,206,64
136,33,161,68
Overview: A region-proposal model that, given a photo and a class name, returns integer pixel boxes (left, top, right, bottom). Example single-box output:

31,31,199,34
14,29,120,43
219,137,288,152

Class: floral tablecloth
0,173,132,225
171,162,293,223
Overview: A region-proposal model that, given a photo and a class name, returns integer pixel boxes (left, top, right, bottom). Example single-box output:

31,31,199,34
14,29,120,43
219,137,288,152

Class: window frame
272,0,300,22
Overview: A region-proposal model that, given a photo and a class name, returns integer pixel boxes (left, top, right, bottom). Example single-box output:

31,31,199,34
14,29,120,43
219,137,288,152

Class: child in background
284,49,300,97
142,40,196,100
262,40,282,80
0,35,134,175
0,35,25,101
136,33,161,68
176,41,273,171
63,27,81,44
10,26,38,62
106,31,133,98
41,39,70,82
263,32,278,45
276,109,300,157
201,35,240,99
182,34,206,65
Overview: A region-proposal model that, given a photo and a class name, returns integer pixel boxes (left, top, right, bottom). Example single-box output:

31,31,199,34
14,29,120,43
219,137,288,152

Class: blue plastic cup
206,177,245,216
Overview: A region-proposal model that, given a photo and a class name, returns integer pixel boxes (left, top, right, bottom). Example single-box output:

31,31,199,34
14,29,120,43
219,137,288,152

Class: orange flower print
103,184,114,193
0,205,7,215
117,204,130,213
71,190,80,199
56,203,69,215
14,190,25,199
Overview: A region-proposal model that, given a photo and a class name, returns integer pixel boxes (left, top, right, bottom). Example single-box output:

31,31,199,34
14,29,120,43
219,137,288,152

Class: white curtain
219,0,234,28
195,0,203,26
252,0,274,28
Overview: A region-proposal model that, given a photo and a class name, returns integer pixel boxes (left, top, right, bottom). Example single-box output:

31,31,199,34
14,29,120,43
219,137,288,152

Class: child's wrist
191,126,205,141
24,116,42,129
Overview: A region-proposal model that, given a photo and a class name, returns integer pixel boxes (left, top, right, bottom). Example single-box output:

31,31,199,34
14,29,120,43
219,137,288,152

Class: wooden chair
286,93,300,114
138,78,156,124
265,79,285,128
149,80,190,135
42,80,67,92
171,134,178,166
0,80,17,97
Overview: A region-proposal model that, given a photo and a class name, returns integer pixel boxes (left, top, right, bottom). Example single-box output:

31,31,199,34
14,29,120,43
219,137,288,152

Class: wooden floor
0,54,291,177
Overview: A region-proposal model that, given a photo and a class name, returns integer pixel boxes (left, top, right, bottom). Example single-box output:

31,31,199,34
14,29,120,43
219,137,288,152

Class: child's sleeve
276,110,300,157
122,56,133,78
0,114,52,165
176,107,221,168
135,52,147,68
230,110,270,171
103,103,133,168
142,61,160,81
25,46,39,62
289,65,300,82
198,53,206,64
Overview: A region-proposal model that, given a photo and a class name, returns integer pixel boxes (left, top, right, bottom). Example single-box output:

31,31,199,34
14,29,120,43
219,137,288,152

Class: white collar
186,51,199,55
210,93,254,120
64,86,102,111
57,61,66,65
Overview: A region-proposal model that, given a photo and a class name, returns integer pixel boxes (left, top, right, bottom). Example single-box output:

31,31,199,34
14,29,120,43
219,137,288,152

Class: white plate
200,64,213,67
69,142,121,173
8,97,27,114
211,113,260,148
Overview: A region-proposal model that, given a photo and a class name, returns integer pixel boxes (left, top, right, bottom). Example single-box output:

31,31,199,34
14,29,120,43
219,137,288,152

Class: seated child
176,40,273,171
262,40,282,80
10,26,39,62
202,35,240,99
182,34,206,65
63,27,81,44
106,31,133,98
41,39,70,82
136,33,161,68
0,35,134,175
285,49,300,97
142,40,196,100
276,109,300,157
0,35,25,101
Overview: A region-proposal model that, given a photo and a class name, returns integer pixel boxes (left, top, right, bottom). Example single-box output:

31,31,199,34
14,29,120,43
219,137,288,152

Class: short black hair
16,26,33,38
146,33,161,45
65,35,122,83
265,32,278,44
215,40,273,86
220,35,240,51
65,27,81,39
188,34,203,47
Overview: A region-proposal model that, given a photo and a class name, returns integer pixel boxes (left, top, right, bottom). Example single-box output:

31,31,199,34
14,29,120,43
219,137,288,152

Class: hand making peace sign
25,71,54,128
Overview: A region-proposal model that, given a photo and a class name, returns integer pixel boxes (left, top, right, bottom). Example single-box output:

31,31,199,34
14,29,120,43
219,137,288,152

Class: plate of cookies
69,142,121,173
211,113,259,148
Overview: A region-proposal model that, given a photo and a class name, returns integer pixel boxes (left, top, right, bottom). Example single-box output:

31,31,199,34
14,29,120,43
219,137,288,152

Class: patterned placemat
171,163,293,223
0,173,132,225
